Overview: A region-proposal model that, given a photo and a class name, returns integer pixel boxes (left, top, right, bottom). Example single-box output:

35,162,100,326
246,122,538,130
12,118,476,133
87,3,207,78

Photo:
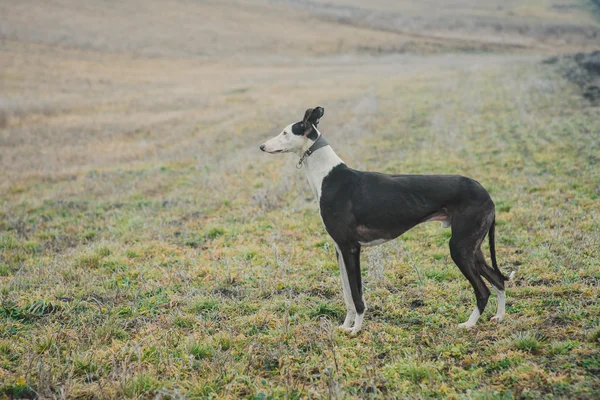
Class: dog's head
260,107,324,154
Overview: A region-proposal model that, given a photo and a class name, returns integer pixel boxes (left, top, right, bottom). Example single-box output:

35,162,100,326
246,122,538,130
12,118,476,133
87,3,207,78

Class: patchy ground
1,0,599,398
552,50,600,102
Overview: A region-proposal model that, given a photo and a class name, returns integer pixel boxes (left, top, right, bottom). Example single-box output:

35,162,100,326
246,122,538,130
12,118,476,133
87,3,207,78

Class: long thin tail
489,219,513,281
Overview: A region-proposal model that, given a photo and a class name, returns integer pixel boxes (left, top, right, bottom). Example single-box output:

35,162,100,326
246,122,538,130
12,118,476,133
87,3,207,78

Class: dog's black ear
303,107,324,125
302,108,313,126
302,106,324,136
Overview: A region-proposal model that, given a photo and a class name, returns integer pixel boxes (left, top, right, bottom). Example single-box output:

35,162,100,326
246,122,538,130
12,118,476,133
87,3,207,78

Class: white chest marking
303,143,343,202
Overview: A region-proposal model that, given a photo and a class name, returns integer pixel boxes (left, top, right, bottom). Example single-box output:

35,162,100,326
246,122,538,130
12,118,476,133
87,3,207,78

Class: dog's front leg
335,245,356,330
339,244,366,334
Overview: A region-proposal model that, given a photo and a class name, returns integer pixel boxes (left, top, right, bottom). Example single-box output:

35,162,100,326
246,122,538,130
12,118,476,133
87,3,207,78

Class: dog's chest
304,168,322,200
304,155,343,202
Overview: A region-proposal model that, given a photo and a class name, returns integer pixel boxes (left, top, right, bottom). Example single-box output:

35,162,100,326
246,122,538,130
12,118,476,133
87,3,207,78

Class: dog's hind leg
449,238,490,329
339,244,366,334
490,287,506,322
475,249,507,323
335,244,356,330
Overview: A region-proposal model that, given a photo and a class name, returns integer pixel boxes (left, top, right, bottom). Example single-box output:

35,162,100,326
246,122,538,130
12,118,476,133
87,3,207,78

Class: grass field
1,0,600,398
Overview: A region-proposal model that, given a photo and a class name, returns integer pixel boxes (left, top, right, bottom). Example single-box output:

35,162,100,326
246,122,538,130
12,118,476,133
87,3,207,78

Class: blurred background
1,0,599,185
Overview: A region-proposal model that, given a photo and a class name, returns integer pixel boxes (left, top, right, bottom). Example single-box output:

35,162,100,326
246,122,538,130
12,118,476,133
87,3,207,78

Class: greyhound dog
260,107,513,334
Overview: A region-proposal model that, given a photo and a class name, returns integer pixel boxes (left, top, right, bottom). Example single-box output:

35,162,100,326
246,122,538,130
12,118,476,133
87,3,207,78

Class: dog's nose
259,144,266,151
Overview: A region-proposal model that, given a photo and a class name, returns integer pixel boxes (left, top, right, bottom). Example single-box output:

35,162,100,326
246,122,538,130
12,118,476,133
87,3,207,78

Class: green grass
512,331,545,353
1,59,599,398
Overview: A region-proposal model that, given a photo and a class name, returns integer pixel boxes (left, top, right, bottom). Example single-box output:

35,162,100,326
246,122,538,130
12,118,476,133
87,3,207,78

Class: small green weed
189,341,213,360
124,374,157,397
308,302,343,319
513,331,544,353
207,227,225,239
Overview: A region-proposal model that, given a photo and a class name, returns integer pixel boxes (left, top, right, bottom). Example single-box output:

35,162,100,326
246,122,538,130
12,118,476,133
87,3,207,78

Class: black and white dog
260,107,513,334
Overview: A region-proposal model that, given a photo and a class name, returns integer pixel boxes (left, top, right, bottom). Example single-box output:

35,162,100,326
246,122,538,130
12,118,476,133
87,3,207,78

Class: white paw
458,322,476,329
338,325,361,335
490,315,504,323
350,327,361,335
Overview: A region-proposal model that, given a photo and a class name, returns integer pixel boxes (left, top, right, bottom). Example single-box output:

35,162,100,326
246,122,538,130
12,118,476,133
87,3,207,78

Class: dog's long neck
298,131,344,201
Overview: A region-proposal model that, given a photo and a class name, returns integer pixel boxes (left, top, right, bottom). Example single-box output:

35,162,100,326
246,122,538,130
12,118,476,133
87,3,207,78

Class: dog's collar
297,132,329,169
